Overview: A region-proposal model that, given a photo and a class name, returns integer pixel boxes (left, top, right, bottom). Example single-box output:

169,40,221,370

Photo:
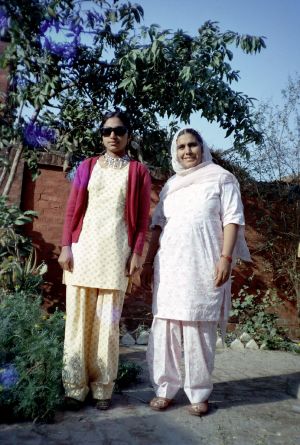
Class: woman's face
102,116,129,157
176,133,202,169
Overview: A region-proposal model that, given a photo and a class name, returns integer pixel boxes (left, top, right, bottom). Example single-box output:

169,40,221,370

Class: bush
0,290,144,421
0,196,45,295
0,291,65,422
114,360,142,393
230,286,294,351
0,245,47,294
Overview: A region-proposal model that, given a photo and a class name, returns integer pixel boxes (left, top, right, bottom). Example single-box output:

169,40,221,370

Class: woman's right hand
140,263,153,290
58,246,73,272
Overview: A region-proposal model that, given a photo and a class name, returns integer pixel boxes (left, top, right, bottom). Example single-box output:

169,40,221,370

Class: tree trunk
0,165,7,188
2,145,23,197
297,241,300,317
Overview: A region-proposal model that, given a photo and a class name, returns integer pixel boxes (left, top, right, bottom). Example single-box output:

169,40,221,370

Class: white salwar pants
147,318,218,404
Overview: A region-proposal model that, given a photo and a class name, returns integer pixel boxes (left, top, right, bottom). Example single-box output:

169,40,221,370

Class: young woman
141,127,251,416
58,110,151,410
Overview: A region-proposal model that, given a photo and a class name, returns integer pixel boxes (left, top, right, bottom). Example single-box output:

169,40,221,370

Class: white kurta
152,173,245,322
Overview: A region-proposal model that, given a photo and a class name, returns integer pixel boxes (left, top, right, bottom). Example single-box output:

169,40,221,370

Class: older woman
58,110,151,410
141,127,250,416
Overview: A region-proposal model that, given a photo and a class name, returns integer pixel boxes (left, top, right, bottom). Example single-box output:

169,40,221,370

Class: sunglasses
101,126,128,137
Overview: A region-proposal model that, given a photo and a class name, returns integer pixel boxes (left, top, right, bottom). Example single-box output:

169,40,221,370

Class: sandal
188,400,209,417
149,397,173,411
95,399,111,410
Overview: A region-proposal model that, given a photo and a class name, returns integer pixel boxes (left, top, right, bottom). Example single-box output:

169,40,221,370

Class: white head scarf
171,126,213,174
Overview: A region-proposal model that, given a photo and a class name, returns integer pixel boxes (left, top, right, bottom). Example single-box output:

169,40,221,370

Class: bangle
221,254,232,263
142,261,153,268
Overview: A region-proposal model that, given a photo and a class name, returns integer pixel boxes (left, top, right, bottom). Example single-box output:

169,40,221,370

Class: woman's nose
184,145,192,154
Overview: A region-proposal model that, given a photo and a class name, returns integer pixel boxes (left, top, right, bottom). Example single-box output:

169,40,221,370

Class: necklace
103,152,130,169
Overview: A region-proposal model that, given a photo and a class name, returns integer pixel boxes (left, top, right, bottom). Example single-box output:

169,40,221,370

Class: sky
135,0,300,149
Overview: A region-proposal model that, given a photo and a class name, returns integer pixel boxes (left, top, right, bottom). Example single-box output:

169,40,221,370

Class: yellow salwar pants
62,286,125,401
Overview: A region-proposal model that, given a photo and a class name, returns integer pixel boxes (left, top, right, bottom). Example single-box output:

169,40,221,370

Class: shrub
0,246,47,294
0,291,65,422
0,196,45,295
114,360,142,393
0,290,145,421
230,286,294,351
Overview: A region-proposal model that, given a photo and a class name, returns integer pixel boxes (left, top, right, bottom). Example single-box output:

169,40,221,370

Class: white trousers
147,318,218,404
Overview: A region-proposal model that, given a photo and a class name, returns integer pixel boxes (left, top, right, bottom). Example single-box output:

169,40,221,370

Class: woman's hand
215,224,238,286
214,257,231,287
140,263,153,290
126,252,142,277
139,226,160,289
58,246,74,272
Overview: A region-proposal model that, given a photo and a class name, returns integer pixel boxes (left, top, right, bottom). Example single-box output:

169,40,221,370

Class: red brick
40,194,63,202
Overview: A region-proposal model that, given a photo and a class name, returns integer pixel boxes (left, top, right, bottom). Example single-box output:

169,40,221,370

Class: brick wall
21,153,70,308
16,160,300,337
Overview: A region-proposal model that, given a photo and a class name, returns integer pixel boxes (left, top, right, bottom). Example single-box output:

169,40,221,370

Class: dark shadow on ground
120,349,300,410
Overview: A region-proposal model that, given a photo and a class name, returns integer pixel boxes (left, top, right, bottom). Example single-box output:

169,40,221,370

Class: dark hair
101,109,132,136
177,128,203,146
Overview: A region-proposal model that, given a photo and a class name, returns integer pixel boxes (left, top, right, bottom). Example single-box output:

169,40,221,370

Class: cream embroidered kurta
152,175,245,321
63,162,131,291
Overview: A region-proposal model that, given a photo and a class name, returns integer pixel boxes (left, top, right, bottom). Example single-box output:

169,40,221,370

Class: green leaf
47,7,57,18
118,78,132,89
180,66,191,81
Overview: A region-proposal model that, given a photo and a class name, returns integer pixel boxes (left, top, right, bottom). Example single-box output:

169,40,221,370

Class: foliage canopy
0,0,266,190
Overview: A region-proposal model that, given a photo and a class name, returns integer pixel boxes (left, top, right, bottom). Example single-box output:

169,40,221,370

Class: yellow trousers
62,286,125,401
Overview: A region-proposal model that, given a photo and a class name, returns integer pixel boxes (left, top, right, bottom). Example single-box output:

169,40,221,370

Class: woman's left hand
126,252,142,277
214,257,232,287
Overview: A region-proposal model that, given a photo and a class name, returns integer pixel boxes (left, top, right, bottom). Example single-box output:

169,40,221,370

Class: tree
239,75,300,182
220,75,300,312
0,0,266,195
